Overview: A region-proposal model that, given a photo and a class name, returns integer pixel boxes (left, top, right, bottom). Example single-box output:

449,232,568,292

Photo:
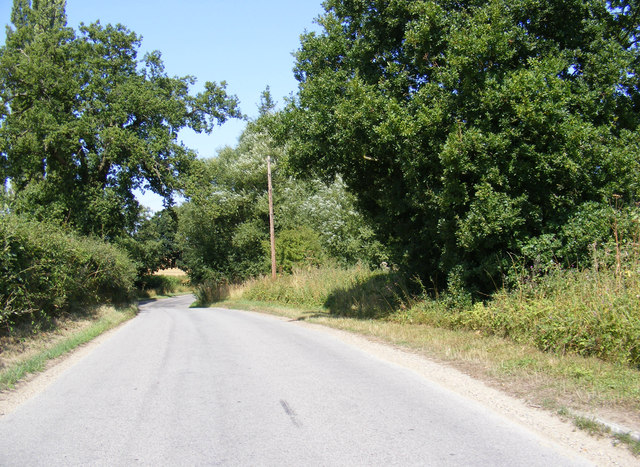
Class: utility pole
267,156,276,278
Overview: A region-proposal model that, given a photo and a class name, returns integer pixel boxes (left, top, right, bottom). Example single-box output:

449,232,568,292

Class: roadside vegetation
0,305,136,391
207,256,640,453
137,272,193,300
0,1,206,365
2,0,640,452
0,213,136,328
206,238,640,369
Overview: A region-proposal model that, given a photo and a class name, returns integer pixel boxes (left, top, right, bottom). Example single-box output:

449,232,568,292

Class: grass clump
614,433,640,455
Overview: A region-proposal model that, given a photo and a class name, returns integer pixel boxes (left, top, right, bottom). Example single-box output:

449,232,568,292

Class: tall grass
396,241,640,368
241,264,408,317
217,242,640,368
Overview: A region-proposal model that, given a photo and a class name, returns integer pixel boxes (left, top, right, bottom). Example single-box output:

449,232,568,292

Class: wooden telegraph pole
267,156,277,278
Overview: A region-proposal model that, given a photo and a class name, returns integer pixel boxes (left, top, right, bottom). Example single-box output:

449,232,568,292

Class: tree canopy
177,105,386,284
0,0,241,238
286,0,640,291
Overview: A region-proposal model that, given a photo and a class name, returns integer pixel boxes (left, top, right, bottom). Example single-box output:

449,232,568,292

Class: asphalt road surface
0,295,592,466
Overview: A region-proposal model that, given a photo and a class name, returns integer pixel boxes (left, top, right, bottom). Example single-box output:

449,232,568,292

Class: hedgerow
0,213,135,326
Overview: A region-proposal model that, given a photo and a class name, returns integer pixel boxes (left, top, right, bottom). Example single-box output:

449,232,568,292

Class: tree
177,107,387,284
0,0,242,238
286,0,640,292
117,207,181,277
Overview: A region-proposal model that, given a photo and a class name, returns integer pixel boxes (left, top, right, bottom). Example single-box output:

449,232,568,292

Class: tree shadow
321,271,411,320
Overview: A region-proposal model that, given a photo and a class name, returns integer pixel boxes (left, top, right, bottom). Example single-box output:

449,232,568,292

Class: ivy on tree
0,0,242,238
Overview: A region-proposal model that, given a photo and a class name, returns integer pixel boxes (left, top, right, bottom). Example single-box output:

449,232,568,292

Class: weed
573,416,609,436
614,433,640,455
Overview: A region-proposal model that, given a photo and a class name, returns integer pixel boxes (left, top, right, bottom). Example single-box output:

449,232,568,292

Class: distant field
154,268,187,277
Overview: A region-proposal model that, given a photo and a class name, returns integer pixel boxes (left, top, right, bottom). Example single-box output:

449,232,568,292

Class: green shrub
401,246,640,368
0,213,135,325
272,227,326,273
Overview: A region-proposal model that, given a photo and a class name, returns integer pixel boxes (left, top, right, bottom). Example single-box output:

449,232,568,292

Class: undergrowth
220,237,640,369
400,246,640,368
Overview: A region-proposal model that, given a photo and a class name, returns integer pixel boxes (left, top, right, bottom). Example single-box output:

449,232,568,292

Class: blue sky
0,0,325,210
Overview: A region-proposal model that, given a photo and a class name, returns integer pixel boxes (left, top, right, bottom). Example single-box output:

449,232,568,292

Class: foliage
286,0,640,292
118,208,181,277
0,213,135,326
178,107,388,284
274,226,325,273
177,157,268,283
517,201,640,275
137,274,190,298
397,238,640,368
275,176,388,267
0,0,241,238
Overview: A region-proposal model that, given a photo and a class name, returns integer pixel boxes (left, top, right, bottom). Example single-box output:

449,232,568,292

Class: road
0,295,593,466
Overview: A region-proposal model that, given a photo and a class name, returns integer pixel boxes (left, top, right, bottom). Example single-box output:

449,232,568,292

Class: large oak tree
287,0,640,291
0,0,241,237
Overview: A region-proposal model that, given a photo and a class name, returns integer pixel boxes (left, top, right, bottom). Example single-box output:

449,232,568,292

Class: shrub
272,227,326,273
0,214,135,326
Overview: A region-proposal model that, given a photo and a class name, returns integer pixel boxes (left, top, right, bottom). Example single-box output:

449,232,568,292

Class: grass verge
0,305,136,391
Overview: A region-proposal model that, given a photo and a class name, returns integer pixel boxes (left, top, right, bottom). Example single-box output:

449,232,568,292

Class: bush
272,227,325,273
0,214,136,325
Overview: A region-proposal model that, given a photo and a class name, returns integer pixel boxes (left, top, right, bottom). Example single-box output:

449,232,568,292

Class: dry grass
0,305,136,388
153,268,187,277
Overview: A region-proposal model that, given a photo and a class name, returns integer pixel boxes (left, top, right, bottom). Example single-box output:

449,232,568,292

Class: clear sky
0,0,326,210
